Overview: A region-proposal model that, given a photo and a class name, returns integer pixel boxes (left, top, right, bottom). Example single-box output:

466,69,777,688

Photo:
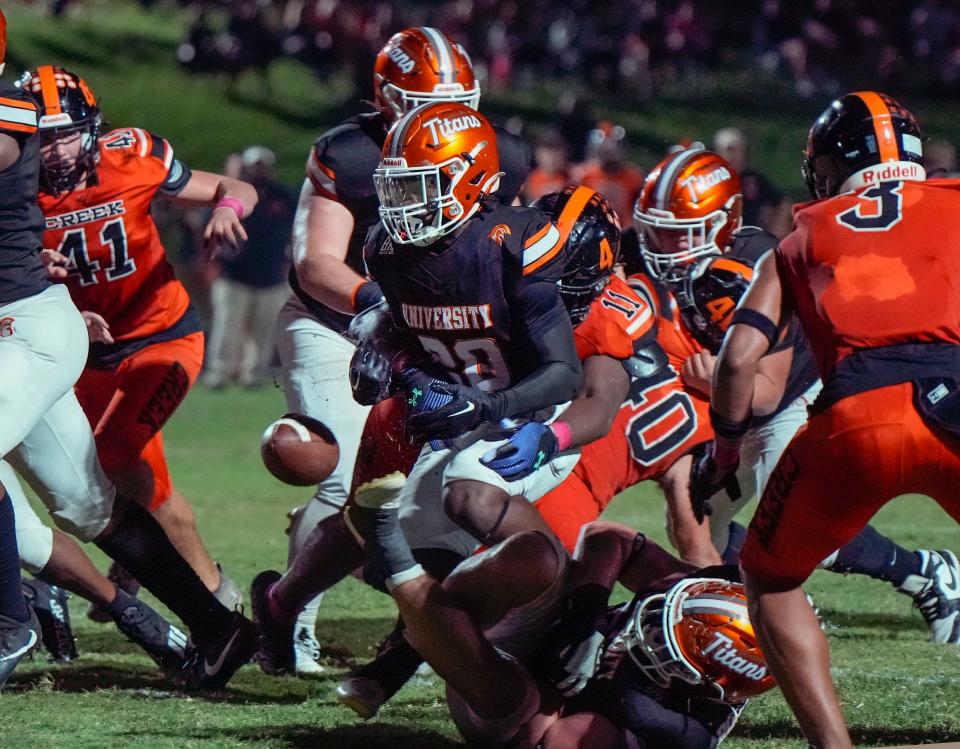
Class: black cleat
186,610,260,690
22,577,77,662
0,609,42,689
111,593,192,672
250,570,294,676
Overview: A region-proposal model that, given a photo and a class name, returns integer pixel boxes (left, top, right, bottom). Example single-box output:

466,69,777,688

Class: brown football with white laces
260,414,340,486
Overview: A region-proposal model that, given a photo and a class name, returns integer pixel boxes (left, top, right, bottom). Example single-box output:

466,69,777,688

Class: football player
0,8,43,686
253,186,640,708
700,92,960,747
635,148,960,641
276,26,531,673
351,472,776,748
23,65,250,612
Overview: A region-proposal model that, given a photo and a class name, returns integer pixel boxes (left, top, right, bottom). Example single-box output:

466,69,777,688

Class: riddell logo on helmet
860,163,923,183
423,114,482,146
679,166,732,202
702,632,767,681
388,46,416,74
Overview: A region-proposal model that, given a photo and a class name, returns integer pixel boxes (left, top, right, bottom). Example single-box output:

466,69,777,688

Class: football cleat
336,623,423,718
901,549,960,644
185,610,260,691
250,570,294,676
0,609,42,689
212,562,243,611
22,577,77,662
112,594,192,672
293,624,324,676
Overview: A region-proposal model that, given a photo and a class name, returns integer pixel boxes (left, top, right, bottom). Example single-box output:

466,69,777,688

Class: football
260,413,340,486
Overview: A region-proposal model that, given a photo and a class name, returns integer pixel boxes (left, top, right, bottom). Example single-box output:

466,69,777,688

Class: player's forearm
295,252,377,315
213,176,258,216
556,357,629,448
175,170,258,215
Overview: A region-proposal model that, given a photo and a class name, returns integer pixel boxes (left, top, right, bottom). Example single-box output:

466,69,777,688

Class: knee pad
15,509,54,575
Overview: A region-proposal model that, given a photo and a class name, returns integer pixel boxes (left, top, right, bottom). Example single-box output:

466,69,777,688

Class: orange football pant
741,381,960,588
75,332,204,510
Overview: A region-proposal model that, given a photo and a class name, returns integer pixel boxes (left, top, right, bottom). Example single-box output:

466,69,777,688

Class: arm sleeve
306,138,338,200
158,157,192,196
0,95,38,142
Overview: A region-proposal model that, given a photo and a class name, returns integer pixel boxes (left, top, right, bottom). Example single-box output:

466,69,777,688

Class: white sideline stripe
522,224,561,267
0,104,37,127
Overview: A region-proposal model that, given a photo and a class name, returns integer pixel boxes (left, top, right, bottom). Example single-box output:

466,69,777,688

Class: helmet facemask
375,152,484,246
378,79,481,125
558,272,611,325
635,205,727,287
39,117,102,195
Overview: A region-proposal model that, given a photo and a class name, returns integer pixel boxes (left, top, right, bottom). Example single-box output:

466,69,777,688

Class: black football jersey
293,110,532,331
364,199,570,392
0,84,50,304
728,227,819,424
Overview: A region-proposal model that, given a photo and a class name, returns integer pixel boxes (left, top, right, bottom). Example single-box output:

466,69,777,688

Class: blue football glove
405,377,503,442
480,421,559,481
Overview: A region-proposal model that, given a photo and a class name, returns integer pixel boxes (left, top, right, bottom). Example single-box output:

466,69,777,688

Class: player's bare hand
81,311,114,345
40,249,70,280
682,350,716,394
203,206,248,256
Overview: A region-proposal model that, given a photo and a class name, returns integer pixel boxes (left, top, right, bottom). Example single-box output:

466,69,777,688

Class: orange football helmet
373,27,480,124
624,577,776,703
374,101,501,246
634,149,742,285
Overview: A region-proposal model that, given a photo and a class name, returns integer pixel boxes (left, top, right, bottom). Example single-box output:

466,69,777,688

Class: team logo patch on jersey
401,303,493,331
45,200,125,230
488,224,511,246
0,317,14,337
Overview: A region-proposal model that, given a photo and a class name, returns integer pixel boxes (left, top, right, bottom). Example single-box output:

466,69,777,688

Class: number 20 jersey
39,128,192,342
365,199,571,391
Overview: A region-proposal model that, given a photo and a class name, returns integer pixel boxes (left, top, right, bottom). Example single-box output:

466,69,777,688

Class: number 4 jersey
39,128,196,356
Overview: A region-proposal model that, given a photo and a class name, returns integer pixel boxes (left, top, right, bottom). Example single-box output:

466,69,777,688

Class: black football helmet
18,65,102,194
533,186,621,325
676,255,755,354
802,91,924,199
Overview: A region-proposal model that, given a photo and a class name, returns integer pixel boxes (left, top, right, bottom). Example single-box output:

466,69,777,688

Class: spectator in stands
203,147,295,389
571,122,644,223
925,138,959,179
713,126,792,238
523,130,572,204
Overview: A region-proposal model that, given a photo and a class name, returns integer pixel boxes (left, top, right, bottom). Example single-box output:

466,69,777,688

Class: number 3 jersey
364,199,572,392
39,128,196,359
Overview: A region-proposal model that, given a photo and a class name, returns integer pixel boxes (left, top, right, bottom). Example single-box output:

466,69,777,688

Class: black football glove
405,378,504,442
689,441,742,524
480,421,560,481
349,338,392,406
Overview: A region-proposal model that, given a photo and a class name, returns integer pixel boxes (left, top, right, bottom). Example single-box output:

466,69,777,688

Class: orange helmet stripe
854,91,898,163
37,65,63,116
654,148,703,210
710,257,754,280
555,185,597,248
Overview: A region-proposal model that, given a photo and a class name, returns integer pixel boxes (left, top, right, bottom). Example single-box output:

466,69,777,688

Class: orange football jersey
778,179,960,378
570,272,712,506
39,128,190,341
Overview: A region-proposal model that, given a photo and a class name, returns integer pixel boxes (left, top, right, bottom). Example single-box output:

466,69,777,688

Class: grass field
0,384,958,749
1,3,960,747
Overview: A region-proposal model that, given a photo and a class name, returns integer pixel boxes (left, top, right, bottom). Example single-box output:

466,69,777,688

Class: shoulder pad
0,89,38,137
730,226,777,263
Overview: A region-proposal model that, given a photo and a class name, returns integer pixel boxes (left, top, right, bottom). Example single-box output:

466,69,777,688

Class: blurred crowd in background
82,0,960,99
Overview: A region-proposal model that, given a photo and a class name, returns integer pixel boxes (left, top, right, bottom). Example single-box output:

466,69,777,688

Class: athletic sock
827,524,922,588
0,492,29,624
721,522,748,564
267,584,298,628
355,622,424,699
95,500,232,647
102,586,137,620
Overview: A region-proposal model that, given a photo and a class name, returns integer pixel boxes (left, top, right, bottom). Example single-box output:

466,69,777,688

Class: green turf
0,384,958,748
1,3,960,746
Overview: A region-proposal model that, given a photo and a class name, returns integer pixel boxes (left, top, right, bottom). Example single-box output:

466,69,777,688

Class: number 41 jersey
39,128,193,343
365,199,570,392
